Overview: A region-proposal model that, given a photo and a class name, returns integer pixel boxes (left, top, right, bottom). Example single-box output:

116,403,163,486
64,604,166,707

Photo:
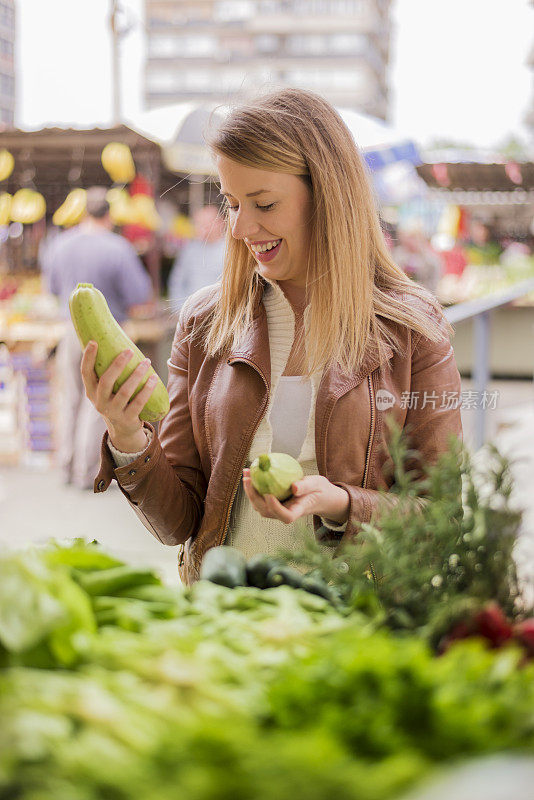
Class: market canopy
0,124,189,216
416,161,534,193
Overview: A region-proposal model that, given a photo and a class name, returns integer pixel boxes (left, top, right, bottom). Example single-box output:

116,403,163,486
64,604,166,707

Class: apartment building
0,0,14,128
144,0,393,120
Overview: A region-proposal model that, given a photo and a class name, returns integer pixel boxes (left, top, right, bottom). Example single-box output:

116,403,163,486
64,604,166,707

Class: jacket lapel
226,286,271,389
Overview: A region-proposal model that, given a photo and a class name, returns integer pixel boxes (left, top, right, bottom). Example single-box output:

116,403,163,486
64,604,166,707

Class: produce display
1,432,534,799
438,256,534,305
1,535,534,800
69,282,170,422
250,452,304,501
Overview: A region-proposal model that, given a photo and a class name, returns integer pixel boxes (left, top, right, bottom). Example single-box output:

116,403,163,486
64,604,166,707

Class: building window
148,36,178,58
287,68,363,92
185,70,215,90
256,34,280,54
0,3,13,28
214,1,254,21
220,35,254,57
148,4,212,27
0,72,14,97
0,36,12,57
329,34,366,54
286,35,328,55
149,35,217,58
147,71,178,93
291,0,362,14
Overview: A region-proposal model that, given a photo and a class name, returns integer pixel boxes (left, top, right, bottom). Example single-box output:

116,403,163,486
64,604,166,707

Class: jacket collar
227,302,271,386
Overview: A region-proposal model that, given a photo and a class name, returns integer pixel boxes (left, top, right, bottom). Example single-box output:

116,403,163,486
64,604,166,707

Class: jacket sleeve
334,317,463,546
93,313,207,547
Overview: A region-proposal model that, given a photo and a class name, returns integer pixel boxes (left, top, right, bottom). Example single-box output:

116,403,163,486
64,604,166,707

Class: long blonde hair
195,86,449,376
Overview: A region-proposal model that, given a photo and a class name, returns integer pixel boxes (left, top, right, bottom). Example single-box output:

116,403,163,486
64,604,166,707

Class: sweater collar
229,276,393,389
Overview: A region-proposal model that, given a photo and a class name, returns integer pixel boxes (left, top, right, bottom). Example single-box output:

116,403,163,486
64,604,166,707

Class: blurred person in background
393,224,443,295
167,205,225,310
45,186,153,489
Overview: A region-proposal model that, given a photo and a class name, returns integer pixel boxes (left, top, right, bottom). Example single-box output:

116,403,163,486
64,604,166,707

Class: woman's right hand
80,341,159,453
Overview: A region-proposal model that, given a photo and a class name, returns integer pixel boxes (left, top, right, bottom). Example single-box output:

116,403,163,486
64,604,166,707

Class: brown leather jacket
94,282,463,585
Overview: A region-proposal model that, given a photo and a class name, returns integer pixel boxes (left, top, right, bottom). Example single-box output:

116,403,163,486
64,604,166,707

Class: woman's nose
230,209,260,241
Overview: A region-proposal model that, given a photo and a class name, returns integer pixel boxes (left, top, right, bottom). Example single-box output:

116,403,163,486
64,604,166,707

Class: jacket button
97,479,106,491
144,455,150,463
128,469,136,476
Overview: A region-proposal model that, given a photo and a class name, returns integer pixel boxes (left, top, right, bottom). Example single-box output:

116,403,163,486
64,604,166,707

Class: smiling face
216,155,314,288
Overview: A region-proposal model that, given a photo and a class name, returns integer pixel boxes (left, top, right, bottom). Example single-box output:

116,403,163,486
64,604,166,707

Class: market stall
414,158,534,377
0,125,189,466
0,124,191,285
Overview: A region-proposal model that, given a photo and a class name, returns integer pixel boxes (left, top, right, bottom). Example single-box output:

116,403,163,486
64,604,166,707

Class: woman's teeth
251,239,282,253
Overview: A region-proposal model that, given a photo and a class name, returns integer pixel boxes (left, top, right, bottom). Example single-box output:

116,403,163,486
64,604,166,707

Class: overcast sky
15,0,534,149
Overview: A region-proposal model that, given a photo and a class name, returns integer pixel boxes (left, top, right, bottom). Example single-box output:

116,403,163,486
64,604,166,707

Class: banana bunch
0,149,14,181
101,142,136,184
0,192,11,225
10,189,46,224
52,188,87,227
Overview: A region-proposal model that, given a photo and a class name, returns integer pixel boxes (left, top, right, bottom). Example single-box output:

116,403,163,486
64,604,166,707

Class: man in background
45,186,153,489
168,205,225,310
393,224,443,296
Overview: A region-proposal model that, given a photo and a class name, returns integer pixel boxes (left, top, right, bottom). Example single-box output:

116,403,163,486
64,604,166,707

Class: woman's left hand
242,468,350,525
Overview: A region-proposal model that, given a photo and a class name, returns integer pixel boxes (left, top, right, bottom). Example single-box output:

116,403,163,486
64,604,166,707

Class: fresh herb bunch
278,423,527,645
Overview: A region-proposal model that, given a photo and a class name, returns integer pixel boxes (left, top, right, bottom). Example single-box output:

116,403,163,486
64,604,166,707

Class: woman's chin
256,262,283,280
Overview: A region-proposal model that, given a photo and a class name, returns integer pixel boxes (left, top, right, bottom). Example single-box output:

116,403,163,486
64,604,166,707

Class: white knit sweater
109,280,346,558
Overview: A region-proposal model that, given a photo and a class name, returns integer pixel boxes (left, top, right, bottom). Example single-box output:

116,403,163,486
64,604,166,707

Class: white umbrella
129,102,426,200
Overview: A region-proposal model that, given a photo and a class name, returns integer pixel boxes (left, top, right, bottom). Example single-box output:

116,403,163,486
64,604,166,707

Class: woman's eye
225,202,276,212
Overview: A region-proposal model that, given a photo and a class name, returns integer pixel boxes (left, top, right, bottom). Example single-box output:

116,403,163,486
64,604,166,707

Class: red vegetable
513,618,534,656
474,603,513,647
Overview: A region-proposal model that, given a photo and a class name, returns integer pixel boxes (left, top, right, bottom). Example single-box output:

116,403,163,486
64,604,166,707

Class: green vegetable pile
1,534,534,800
200,546,337,603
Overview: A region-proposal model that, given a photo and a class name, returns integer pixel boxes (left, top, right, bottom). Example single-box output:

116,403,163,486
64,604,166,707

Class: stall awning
0,124,188,214
417,161,534,193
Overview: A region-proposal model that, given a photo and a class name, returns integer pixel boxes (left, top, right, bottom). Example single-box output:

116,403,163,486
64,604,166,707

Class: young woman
82,88,462,585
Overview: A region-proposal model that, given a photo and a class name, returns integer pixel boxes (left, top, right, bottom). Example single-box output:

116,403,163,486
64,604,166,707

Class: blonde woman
82,88,462,585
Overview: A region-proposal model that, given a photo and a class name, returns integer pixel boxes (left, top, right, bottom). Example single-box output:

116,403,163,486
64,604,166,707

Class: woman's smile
247,238,283,263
